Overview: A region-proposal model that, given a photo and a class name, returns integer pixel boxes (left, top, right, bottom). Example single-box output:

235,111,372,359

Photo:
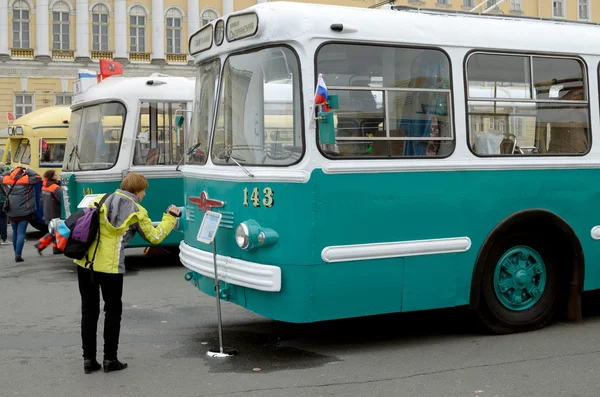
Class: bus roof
193,1,600,62
11,106,71,128
73,74,196,106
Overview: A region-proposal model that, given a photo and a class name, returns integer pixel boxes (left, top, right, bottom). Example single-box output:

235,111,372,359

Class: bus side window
316,44,453,159
467,53,589,156
133,102,187,166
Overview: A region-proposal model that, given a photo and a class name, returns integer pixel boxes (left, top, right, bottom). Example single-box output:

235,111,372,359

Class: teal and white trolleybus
180,2,600,333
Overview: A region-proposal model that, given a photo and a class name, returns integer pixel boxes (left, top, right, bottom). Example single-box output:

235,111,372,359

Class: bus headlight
235,223,250,249
235,219,279,251
235,220,278,251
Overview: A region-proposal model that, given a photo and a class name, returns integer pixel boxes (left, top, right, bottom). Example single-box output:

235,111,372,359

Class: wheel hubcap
493,246,547,311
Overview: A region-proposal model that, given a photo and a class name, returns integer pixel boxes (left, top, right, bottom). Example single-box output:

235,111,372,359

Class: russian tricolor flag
314,74,331,112
78,69,97,79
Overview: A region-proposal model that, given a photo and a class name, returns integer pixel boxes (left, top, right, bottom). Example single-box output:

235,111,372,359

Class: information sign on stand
77,194,103,209
197,211,237,358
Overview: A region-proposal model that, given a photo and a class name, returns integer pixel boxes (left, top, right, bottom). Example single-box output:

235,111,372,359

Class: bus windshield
14,139,31,164
210,47,303,166
188,59,220,165
64,102,126,171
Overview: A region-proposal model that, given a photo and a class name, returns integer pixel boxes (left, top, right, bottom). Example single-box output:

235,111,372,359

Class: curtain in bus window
400,52,449,156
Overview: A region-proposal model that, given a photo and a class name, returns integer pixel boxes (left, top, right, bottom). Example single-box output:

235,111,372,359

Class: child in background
35,170,63,254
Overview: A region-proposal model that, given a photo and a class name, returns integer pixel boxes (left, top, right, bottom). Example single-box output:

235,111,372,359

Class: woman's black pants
77,266,124,361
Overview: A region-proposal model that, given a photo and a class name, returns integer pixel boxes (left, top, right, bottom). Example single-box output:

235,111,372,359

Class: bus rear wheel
476,232,562,334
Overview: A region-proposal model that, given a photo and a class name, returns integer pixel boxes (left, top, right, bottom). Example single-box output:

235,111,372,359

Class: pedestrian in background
75,172,181,374
35,170,63,255
0,163,8,245
1,166,42,262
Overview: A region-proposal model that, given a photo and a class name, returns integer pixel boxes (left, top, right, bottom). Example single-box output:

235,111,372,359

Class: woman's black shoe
15,257,24,263
83,359,102,374
103,359,128,373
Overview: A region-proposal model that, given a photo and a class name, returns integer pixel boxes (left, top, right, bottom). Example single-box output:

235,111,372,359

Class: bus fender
469,209,584,322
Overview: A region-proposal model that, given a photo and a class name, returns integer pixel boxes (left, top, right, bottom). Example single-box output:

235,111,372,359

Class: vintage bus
180,2,599,334
60,73,195,249
2,106,70,230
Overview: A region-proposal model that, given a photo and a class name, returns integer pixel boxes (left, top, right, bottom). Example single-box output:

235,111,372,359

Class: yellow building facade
0,0,598,130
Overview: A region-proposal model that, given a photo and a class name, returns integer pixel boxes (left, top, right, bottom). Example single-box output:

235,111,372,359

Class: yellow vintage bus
2,106,70,230
3,106,70,174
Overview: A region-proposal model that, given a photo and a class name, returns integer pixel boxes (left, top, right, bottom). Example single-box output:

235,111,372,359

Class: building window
437,0,449,5
130,6,146,53
463,0,474,6
467,53,589,156
166,8,182,54
553,0,565,17
55,94,72,105
486,0,499,10
14,93,34,119
92,4,109,51
316,44,454,159
201,9,218,26
579,0,589,19
52,2,70,50
510,0,522,11
12,0,30,49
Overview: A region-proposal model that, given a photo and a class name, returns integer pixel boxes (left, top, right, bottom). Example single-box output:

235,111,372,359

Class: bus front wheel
476,232,562,334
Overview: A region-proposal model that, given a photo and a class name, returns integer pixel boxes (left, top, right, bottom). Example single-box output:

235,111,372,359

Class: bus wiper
176,142,203,171
68,144,82,170
218,150,254,178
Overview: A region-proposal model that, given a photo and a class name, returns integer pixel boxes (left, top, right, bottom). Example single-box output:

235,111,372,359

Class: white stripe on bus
321,237,472,263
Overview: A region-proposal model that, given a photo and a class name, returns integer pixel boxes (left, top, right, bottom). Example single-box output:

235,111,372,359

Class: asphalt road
2,226,600,397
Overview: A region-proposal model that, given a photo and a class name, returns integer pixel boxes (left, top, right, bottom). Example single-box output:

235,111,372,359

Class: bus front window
14,139,31,165
211,47,303,166
64,102,126,171
188,59,220,165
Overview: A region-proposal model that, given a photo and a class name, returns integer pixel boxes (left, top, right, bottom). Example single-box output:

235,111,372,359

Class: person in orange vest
1,166,42,262
35,170,63,255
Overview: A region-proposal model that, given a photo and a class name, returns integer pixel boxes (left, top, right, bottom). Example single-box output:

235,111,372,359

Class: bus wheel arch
469,209,584,333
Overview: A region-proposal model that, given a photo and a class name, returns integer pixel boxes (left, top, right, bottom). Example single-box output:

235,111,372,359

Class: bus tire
476,232,562,334
30,220,48,232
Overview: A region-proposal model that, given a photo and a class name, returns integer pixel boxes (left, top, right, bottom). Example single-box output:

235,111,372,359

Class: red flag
7,112,14,124
98,59,123,80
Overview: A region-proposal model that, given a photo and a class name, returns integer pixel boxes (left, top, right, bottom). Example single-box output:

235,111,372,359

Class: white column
36,0,50,57
75,0,89,58
114,0,127,59
152,0,165,61
187,0,200,39
222,0,234,17
0,0,9,55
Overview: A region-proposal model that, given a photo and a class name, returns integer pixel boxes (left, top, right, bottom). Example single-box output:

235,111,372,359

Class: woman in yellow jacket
76,172,181,374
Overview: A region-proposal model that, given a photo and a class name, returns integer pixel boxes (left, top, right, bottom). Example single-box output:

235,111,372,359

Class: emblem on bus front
189,191,225,212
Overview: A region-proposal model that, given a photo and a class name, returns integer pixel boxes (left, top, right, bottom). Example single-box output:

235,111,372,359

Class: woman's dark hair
43,170,56,180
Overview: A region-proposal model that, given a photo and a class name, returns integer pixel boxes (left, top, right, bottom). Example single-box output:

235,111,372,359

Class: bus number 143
243,187,274,208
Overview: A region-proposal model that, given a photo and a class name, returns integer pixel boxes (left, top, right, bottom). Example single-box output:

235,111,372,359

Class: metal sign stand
198,211,237,358
206,238,237,358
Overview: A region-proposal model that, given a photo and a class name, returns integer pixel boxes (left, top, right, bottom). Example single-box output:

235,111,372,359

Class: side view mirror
317,94,339,145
